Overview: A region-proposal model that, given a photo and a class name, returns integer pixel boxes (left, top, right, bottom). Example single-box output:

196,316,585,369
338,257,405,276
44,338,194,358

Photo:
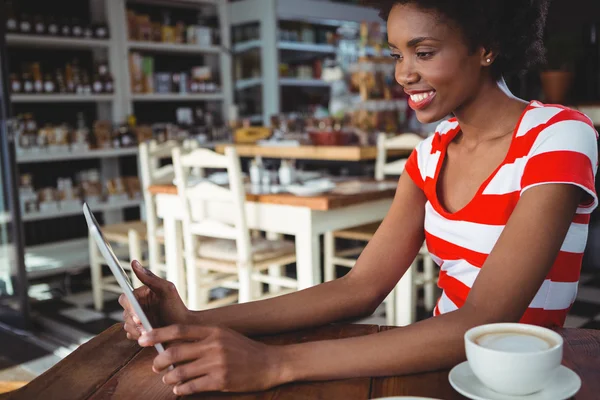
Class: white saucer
449,361,581,400
371,397,442,400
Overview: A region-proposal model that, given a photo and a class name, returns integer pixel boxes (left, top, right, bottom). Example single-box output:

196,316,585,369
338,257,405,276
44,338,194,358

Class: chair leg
266,232,282,293
395,261,416,326
324,231,336,282
423,254,436,311
384,288,396,326
184,231,200,310
128,230,143,289
89,232,104,312
238,262,252,303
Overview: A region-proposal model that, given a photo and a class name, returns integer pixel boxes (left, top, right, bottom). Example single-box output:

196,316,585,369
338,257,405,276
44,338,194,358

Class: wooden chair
324,133,437,326
139,140,180,275
172,146,298,310
89,220,147,311
90,140,181,312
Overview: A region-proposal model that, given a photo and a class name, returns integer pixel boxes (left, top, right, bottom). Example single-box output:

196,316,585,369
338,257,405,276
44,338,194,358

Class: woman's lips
407,90,436,110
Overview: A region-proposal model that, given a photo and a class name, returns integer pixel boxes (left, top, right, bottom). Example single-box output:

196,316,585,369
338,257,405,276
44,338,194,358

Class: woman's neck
452,77,529,146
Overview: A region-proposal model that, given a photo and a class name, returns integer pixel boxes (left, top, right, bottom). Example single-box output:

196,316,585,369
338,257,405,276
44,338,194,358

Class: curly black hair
372,0,550,77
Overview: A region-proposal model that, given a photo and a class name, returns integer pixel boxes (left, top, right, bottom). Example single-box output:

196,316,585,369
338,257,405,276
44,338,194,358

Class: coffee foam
474,332,555,353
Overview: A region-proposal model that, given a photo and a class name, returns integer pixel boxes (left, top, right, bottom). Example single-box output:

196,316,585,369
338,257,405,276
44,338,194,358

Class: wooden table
213,144,411,161
6,324,599,399
147,180,396,297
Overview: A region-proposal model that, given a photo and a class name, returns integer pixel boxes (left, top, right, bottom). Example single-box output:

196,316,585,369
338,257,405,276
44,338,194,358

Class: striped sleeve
405,147,425,190
520,111,599,213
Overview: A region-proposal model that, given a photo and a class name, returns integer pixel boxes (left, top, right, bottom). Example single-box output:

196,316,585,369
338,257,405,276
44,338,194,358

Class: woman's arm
187,172,427,336
279,182,583,382
140,181,583,395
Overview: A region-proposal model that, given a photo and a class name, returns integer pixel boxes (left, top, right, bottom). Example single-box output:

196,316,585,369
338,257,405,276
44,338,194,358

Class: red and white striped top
405,101,599,328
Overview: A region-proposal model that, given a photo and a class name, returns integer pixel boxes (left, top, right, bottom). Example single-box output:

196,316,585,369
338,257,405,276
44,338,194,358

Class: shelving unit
131,93,224,101
22,199,143,222
116,0,233,121
5,0,233,282
17,148,138,164
11,94,115,103
127,40,221,54
230,0,383,125
6,34,111,49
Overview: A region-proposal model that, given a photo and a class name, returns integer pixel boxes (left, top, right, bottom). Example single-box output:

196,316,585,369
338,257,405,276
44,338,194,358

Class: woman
120,0,598,395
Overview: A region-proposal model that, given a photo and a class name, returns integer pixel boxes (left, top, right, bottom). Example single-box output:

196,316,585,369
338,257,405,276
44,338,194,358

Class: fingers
139,325,217,348
173,375,224,396
131,261,172,295
153,342,209,373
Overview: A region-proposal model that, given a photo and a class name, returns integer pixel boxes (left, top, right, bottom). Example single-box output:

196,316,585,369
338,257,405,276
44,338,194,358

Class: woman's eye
391,53,402,61
417,51,434,59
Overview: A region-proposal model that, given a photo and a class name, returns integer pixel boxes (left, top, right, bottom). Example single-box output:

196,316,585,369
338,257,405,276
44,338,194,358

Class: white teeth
410,91,435,103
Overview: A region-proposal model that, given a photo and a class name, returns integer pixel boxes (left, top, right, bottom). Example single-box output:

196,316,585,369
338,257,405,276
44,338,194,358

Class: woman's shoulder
516,101,597,141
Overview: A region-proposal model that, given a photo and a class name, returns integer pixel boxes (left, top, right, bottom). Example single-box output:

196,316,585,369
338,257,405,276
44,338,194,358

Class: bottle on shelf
9,74,22,94
94,23,109,39
92,72,103,94
47,16,59,36
6,1,18,33
43,73,56,93
19,13,32,34
64,63,75,93
81,71,92,94
104,72,114,94
72,17,83,38
60,17,71,36
83,22,93,38
55,68,67,93
120,115,137,147
73,112,90,152
33,14,46,35
22,72,34,94
31,63,43,93
161,11,175,43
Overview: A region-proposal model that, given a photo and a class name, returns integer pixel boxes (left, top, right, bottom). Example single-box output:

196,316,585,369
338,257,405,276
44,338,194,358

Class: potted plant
540,33,581,104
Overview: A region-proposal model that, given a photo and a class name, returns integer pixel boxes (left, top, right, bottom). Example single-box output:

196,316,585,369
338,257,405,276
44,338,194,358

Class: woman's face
387,4,488,123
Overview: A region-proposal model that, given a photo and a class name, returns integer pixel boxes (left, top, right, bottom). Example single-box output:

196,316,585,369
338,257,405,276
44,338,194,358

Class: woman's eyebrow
406,36,440,47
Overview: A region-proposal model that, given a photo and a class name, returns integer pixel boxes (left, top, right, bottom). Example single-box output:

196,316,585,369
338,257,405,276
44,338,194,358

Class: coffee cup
464,323,563,396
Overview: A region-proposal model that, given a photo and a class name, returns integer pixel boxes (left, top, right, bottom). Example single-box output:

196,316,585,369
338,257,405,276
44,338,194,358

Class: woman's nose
395,62,419,87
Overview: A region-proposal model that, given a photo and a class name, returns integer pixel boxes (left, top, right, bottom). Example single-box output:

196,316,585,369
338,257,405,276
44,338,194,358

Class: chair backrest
374,133,423,181
139,140,180,190
172,146,252,263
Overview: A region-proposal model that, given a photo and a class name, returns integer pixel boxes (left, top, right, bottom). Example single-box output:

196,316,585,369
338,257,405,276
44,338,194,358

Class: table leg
266,232,283,293
295,231,321,290
395,262,416,326
164,216,186,305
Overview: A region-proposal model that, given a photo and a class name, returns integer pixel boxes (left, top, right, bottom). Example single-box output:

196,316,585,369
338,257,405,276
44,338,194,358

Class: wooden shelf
235,78,262,91
278,41,336,53
279,78,330,87
127,41,221,54
214,144,411,161
25,238,90,278
131,93,223,101
17,148,138,164
11,94,114,103
233,39,261,53
22,199,142,222
6,34,110,49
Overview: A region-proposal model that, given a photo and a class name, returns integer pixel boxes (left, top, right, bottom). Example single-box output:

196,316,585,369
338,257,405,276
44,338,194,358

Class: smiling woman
117,0,599,396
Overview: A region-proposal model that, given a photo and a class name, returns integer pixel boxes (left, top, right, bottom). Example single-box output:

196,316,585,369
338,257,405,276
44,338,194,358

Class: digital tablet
83,203,165,354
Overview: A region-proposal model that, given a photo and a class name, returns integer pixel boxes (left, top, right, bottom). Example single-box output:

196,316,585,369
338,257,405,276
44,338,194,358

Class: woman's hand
138,325,286,395
119,261,190,340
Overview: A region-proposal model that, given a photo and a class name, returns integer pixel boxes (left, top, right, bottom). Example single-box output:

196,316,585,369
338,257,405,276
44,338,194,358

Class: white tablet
83,203,165,354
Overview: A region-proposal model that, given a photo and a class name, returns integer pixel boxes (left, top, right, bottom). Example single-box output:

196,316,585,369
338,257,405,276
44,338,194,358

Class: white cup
464,323,563,396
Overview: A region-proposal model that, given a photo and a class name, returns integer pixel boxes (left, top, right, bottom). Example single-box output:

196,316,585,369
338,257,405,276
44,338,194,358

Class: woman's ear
480,48,497,67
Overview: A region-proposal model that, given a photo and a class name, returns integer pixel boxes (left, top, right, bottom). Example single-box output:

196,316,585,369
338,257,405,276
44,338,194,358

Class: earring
486,58,491,63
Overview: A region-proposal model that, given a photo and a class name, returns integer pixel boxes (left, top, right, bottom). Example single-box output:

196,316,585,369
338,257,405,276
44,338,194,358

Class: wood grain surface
213,144,411,161
7,324,599,399
4,324,141,400
370,327,467,400
148,180,396,211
